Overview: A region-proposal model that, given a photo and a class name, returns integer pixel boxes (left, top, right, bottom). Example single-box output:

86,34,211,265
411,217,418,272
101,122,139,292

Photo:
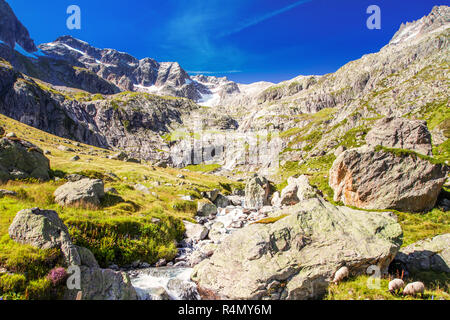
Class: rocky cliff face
38,36,241,104
389,5,450,46
0,58,198,160
0,0,37,53
211,5,450,177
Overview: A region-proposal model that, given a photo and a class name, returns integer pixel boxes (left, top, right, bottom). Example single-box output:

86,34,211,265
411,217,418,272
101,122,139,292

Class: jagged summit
38,35,241,104
0,0,37,52
390,5,449,46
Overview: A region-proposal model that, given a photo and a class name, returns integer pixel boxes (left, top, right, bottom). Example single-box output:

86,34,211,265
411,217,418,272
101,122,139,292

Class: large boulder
64,266,137,300
393,233,450,274
54,178,105,208
244,174,271,209
0,137,50,182
279,175,318,206
192,197,402,300
365,117,433,156
197,199,217,216
184,221,209,241
329,146,448,212
8,208,81,266
214,194,230,208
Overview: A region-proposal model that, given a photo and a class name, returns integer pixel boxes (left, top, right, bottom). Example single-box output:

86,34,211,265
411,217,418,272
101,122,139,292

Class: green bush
25,278,53,300
0,273,27,293
0,236,62,279
66,216,185,267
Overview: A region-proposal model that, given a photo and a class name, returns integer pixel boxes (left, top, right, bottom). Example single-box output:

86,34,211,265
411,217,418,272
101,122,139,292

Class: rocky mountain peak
37,35,242,102
0,0,37,53
389,5,449,46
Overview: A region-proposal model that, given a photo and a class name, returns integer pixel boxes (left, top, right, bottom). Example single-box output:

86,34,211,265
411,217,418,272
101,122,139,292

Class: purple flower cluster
47,267,68,286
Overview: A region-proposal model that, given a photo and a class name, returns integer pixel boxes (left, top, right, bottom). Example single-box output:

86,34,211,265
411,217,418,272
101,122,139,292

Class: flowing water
130,267,200,300
128,200,270,300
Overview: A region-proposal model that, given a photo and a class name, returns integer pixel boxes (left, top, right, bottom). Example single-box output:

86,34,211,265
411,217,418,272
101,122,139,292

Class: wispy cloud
161,1,246,71
187,70,242,75
157,0,313,75
219,0,313,37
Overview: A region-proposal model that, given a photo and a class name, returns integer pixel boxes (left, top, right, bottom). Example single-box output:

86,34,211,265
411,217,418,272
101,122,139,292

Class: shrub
0,274,27,293
66,216,185,267
0,236,62,280
15,188,29,201
47,267,67,286
25,278,53,300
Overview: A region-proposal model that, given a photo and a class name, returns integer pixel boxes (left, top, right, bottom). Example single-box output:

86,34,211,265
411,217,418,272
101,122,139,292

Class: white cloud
219,0,313,37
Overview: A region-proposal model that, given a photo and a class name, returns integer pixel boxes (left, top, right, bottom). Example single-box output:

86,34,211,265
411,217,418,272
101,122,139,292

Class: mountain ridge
0,3,448,175
0,0,37,53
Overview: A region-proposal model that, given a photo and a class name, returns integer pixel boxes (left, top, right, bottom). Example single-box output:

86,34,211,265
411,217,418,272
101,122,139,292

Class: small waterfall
130,267,200,300
128,197,271,300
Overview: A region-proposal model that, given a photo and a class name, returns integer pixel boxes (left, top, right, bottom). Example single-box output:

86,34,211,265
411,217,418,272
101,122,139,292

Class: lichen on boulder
0,137,50,182
192,197,403,300
329,145,448,212
54,178,105,208
244,174,271,209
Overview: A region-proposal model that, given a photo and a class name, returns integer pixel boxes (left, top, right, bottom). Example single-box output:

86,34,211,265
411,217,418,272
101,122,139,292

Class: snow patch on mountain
390,5,450,46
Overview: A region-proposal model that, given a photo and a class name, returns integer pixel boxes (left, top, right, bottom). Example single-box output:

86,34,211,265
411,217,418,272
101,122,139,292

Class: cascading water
128,198,272,300
130,267,200,300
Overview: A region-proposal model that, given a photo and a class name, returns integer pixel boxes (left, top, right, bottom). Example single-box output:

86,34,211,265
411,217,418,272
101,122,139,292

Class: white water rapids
130,267,199,300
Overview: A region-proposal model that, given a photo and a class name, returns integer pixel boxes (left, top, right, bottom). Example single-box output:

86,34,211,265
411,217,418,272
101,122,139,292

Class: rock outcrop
64,266,137,300
394,233,450,274
244,174,271,209
192,197,403,300
329,146,448,212
0,0,37,52
197,199,217,216
8,207,137,300
184,221,209,242
278,175,318,206
365,117,433,156
54,178,105,208
0,137,50,181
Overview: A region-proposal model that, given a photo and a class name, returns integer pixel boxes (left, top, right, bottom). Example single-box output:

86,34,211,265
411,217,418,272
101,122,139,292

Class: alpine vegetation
0,1,448,301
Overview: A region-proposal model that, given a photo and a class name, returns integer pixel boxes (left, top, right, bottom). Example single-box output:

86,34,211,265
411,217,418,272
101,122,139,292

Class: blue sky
7,0,450,83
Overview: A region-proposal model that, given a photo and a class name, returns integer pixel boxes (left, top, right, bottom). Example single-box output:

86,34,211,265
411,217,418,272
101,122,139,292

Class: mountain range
0,1,448,179
0,0,449,302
